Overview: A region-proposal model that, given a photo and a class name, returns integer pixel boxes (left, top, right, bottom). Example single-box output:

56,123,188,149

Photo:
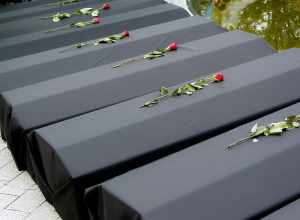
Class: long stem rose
45,16,101,33
60,30,130,52
227,115,300,150
42,3,111,22
113,42,177,68
141,72,224,108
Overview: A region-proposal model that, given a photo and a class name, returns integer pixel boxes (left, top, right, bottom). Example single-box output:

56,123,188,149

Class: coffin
0,0,118,23
0,0,55,16
0,3,188,61
26,49,300,220
261,199,300,220
86,102,300,220
0,16,224,93
0,0,165,39
0,31,274,170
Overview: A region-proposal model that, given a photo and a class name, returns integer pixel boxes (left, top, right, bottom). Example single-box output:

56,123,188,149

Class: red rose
122,30,130,38
102,3,111,10
166,42,177,51
92,16,101,24
213,72,224,82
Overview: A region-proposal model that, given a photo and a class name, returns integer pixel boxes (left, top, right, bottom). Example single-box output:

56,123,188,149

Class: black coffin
0,16,224,93
0,31,274,170
0,0,119,23
27,49,300,220
0,0,55,15
261,199,300,220
0,3,188,61
0,0,165,39
87,102,300,220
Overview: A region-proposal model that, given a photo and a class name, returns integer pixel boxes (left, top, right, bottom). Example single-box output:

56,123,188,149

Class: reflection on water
190,0,300,51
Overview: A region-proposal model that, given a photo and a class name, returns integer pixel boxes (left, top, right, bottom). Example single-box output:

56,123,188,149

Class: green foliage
141,74,221,108
45,18,95,33
51,12,71,22
43,6,101,22
143,48,167,60
113,45,176,68
191,0,300,51
71,33,127,50
227,115,300,150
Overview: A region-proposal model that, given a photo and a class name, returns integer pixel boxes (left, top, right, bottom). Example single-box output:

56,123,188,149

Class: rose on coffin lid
141,72,224,108
227,115,300,150
45,16,101,33
60,30,130,52
42,3,111,22
113,42,178,68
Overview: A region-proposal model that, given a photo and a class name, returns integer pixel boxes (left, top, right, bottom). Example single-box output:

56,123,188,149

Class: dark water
190,0,300,51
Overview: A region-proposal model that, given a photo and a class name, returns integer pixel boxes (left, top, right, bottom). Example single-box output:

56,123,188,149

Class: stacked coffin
25,49,300,220
85,101,300,220
0,1,189,61
0,30,277,220
1,1,300,220
0,30,273,169
0,0,166,39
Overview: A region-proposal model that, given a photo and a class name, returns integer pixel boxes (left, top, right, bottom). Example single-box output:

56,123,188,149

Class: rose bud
122,30,130,38
102,3,111,10
213,72,224,82
166,42,177,51
92,16,101,24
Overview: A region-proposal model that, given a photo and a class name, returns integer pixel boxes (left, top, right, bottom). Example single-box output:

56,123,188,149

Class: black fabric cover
27,49,300,220
0,31,274,170
0,16,224,93
261,199,300,220
0,0,165,39
0,0,118,23
0,3,188,61
0,0,55,15
88,102,300,220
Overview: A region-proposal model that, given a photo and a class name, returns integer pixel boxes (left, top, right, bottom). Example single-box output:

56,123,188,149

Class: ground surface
0,138,61,220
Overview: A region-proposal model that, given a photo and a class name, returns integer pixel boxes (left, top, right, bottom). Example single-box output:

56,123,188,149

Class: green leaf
144,54,164,60
110,34,123,40
74,22,86,28
79,8,93,15
228,114,300,150
268,122,290,135
91,10,99,16
250,123,258,133
286,115,297,122
53,16,61,22
250,125,268,138
190,82,204,90
292,121,300,128
151,50,164,55
142,99,159,108
172,87,183,96
181,84,196,95
160,87,170,96
52,13,71,22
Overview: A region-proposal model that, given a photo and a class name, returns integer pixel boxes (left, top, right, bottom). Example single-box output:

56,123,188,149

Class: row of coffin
1,0,300,220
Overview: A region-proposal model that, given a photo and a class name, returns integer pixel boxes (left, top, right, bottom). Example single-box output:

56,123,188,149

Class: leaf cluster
73,7,99,16
51,12,71,22
143,48,167,60
227,114,300,150
141,75,217,108
73,33,127,49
